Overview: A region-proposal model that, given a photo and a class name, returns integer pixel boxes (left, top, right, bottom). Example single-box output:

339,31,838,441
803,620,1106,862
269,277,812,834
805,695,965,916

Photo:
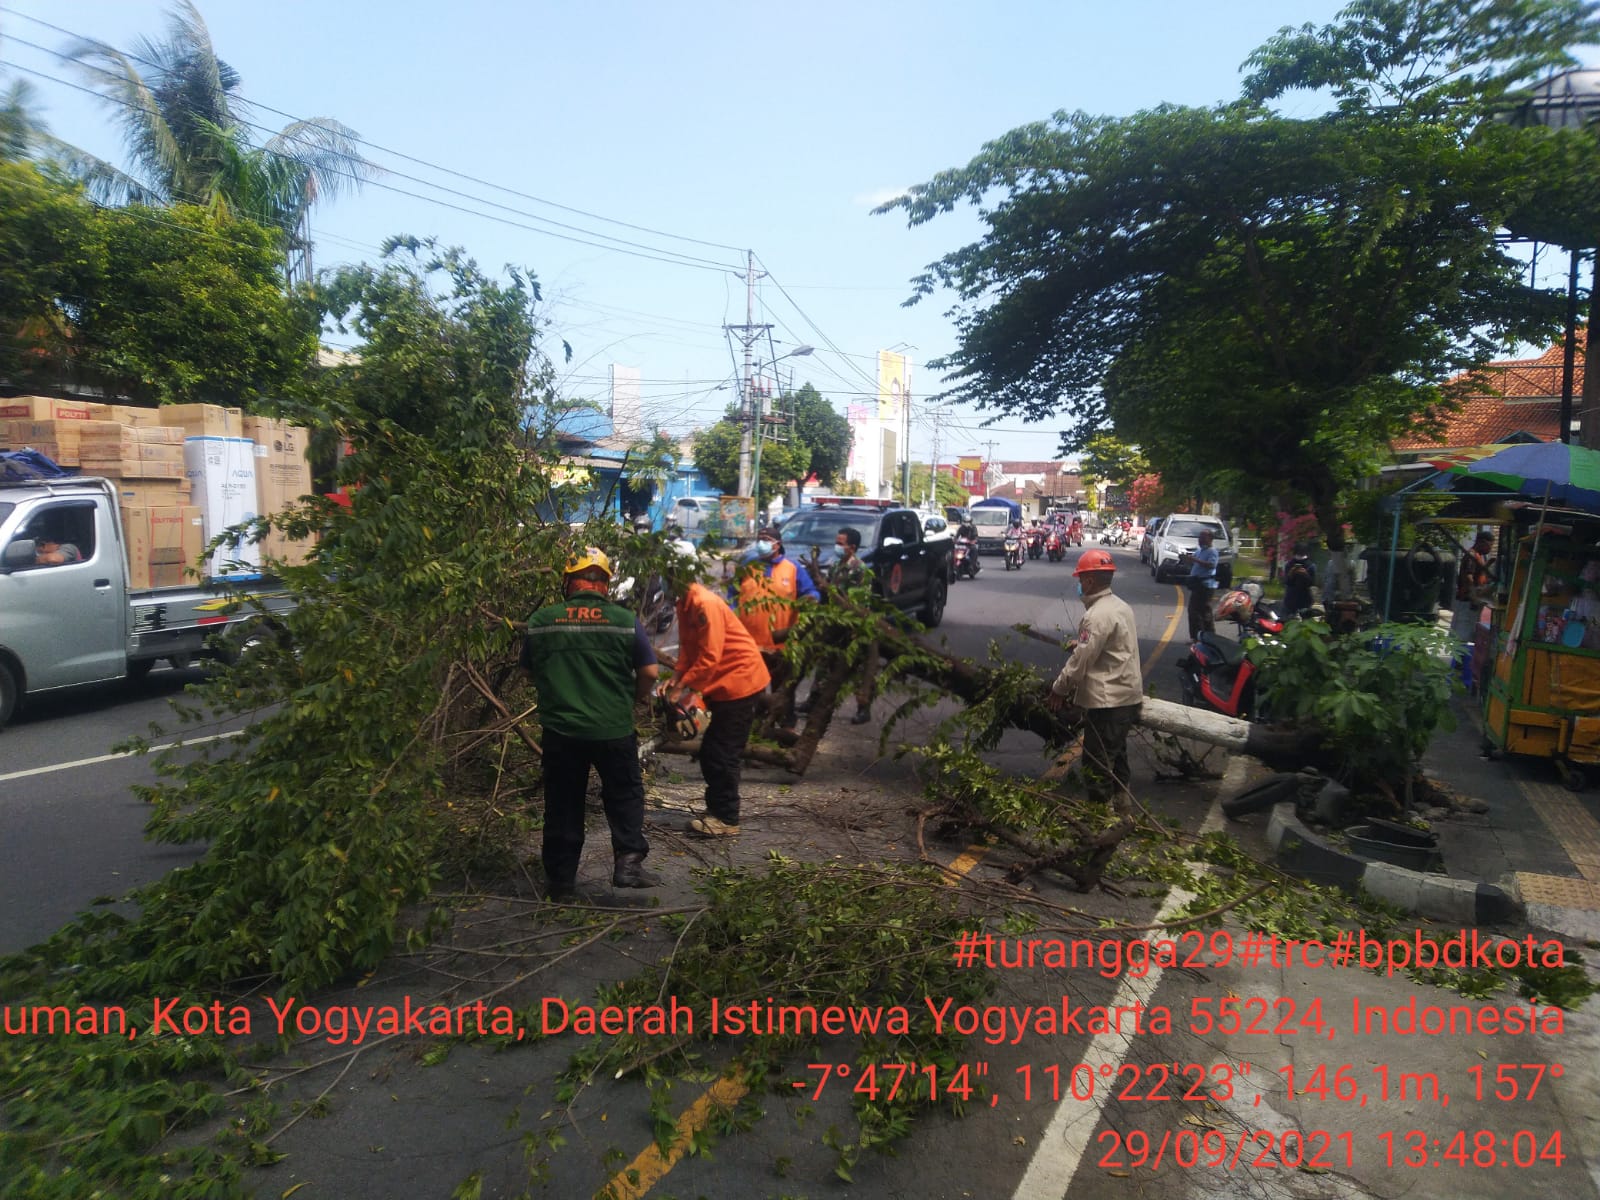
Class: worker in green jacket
521,547,660,899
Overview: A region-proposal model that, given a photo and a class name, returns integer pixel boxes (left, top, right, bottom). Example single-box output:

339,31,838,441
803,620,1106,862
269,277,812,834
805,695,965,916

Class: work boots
612,853,661,889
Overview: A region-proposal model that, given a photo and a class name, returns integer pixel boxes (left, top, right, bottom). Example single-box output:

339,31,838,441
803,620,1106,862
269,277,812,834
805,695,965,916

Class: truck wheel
0,660,17,729
921,575,948,629
126,658,156,681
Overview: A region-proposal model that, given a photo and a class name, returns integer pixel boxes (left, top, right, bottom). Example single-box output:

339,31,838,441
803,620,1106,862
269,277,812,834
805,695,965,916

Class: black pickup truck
776,504,950,628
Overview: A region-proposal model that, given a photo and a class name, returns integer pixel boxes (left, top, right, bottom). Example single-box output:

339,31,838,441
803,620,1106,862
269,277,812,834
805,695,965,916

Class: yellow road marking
1141,584,1186,677
942,845,989,885
610,579,1193,1197
603,1072,749,1200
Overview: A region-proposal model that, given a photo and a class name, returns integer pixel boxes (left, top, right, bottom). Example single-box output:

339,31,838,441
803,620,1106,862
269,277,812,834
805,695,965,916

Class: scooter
953,537,981,580
1003,535,1024,570
1027,528,1044,559
1177,630,1261,719
1044,529,1065,562
1068,522,1083,547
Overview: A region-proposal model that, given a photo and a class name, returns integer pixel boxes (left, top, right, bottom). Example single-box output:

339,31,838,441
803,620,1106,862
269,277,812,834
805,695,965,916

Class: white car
1151,514,1235,586
671,495,717,533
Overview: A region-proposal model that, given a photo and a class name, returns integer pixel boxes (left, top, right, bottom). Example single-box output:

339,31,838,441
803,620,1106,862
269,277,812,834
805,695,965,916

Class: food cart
1482,514,1600,790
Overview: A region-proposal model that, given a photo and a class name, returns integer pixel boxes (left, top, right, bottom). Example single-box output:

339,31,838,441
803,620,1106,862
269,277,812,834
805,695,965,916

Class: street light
747,345,813,527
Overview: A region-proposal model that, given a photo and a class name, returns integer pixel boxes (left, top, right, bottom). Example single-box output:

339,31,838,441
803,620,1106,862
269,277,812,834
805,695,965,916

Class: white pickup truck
0,476,293,729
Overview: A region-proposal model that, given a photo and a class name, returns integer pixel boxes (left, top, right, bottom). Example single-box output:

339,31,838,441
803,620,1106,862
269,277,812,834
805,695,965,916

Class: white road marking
0,731,242,784
1011,768,1235,1199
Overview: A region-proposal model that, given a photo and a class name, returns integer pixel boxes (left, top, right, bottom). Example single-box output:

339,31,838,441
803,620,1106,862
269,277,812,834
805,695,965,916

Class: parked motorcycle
953,536,981,580
1044,529,1065,562
1003,535,1024,570
1215,588,1286,639
1027,528,1044,559
1177,630,1262,720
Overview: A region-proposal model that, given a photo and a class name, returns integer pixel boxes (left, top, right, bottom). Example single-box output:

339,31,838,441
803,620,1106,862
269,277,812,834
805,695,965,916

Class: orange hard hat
1073,548,1116,575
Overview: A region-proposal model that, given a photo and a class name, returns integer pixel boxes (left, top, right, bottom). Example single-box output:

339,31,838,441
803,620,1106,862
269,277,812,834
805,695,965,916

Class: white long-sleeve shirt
1051,589,1143,709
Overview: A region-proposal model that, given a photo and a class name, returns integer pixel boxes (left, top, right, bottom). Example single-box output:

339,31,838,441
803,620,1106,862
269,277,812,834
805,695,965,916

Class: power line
0,52,744,276
1,7,749,256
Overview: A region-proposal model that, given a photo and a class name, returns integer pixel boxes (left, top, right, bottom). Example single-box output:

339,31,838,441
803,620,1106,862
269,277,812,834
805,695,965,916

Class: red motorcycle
1026,527,1044,559
1068,519,1083,547
1177,631,1262,719
1044,529,1066,562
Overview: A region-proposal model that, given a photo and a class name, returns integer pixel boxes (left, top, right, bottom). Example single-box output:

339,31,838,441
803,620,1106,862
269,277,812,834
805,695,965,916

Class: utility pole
984,439,998,496
727,251,770,529
925,402,941,509
901,367,913,506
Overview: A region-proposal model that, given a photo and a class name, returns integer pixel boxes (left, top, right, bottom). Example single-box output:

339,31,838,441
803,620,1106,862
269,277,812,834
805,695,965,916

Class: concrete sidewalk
1425,693,1600,942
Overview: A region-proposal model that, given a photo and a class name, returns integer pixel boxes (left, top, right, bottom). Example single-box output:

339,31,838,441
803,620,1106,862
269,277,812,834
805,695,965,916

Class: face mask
755,540,775,557
1075,580,1084,598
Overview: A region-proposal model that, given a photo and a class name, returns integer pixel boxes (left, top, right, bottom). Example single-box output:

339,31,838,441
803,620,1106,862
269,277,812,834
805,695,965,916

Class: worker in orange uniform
731,527,820,742
668,580,772,837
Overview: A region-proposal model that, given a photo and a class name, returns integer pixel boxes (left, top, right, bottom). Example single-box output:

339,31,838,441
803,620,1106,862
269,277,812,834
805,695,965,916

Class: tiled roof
1390,334,1581,452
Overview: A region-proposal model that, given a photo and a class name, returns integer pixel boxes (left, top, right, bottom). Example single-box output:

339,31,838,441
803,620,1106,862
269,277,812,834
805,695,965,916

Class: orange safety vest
736,558,799,650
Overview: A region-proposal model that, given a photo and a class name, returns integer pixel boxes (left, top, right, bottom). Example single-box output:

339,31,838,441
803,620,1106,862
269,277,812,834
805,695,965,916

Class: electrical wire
0,53,745,276
0,7,748,255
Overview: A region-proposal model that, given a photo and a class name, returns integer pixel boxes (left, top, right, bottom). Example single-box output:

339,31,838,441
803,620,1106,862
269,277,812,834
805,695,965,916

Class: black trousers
540,729,648,887
1082,703,1142,811
1187,583,1216,640
701,692,759,824
762,649,799,729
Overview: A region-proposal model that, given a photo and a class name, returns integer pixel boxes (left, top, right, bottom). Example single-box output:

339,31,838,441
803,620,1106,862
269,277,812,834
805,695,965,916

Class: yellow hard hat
564,546,613,579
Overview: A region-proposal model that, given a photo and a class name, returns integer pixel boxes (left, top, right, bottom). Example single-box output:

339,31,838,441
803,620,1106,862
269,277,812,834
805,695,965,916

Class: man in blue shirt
1185,530,1220,640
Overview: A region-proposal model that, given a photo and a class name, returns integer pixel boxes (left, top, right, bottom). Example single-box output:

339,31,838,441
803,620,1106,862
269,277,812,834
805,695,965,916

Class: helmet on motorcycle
1215,589,1255,623
1073,548,1116,576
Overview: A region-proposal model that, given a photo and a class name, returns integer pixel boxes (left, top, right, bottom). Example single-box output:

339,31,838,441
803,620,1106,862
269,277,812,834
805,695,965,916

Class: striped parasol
1424,441,1600,513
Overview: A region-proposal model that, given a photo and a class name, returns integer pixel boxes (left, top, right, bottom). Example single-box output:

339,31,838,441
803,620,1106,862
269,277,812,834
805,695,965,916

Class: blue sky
0,0,1499,462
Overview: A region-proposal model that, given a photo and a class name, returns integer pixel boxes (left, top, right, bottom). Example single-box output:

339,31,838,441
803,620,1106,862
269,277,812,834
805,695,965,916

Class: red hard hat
1073,548,1116,575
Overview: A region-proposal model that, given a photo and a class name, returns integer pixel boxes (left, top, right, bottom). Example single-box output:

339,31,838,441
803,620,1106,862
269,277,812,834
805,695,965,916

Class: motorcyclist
1005,520,1026,566
956,519,982,575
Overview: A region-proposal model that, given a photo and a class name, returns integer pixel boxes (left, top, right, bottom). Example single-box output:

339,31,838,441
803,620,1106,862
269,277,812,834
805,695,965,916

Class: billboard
845,403,877,492
879,428,898,495
877,350,907,425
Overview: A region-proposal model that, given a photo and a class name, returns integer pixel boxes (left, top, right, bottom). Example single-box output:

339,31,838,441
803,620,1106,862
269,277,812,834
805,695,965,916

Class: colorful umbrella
1424,441,1600,513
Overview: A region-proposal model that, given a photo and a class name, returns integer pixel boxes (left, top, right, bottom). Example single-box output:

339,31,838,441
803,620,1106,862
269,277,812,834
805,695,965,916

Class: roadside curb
1264,802,1522,926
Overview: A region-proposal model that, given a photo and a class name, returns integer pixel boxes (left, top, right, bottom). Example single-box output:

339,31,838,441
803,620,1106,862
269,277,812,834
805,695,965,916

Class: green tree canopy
691,409,811,509
787,382,852,486
0,162,317,402
880,0,1594,545
63,1,376,252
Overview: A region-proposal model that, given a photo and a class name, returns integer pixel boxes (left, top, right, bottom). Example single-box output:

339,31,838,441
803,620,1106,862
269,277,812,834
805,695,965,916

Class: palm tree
63,1,376,277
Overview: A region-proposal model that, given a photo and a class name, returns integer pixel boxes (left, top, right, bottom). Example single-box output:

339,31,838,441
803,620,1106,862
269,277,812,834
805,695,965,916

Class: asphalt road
0,664,238,954
936,538,1189,703
0,540,1183,957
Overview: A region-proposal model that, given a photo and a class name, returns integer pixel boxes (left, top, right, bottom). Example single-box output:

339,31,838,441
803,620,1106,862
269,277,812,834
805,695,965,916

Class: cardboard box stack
241,417,315,567
0,396,94,465
158,404,244,439
77,422,186,480
121,503,205,590
0,399,314,583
